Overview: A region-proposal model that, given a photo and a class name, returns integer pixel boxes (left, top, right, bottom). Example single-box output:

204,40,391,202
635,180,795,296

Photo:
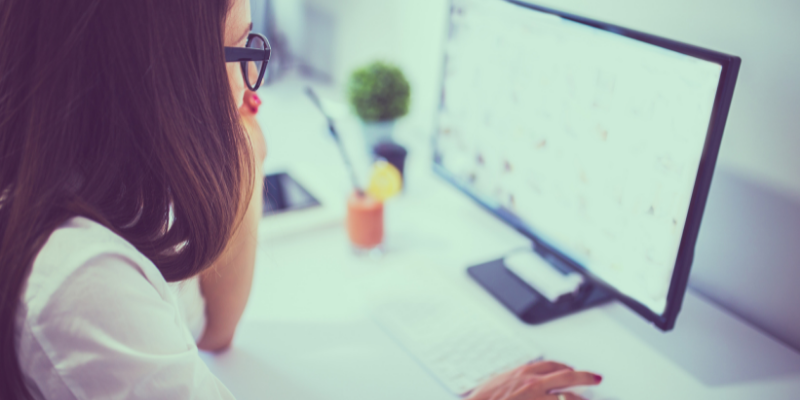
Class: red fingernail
252,94,262,106
593,374,603,383
249,106,258,114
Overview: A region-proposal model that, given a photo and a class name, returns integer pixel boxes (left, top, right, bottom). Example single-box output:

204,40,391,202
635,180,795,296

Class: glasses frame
225,32,271,91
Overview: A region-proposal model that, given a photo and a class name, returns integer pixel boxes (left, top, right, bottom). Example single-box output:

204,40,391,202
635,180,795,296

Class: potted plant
347,61,411,154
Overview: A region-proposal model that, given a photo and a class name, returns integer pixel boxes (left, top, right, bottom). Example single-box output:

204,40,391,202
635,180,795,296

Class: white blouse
14,217,235,399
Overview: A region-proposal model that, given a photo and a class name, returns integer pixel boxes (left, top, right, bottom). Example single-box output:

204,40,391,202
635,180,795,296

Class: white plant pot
362,120,396,155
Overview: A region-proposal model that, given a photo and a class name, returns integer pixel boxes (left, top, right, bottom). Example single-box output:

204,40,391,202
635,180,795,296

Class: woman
0,0,599,399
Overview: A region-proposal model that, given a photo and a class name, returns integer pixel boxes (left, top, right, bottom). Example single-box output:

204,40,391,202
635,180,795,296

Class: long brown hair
0,0,253,397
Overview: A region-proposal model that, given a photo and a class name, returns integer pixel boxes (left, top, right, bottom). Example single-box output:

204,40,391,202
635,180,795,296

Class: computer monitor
433,0,740,330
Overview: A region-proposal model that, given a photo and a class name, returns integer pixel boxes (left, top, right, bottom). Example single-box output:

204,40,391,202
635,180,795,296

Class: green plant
348,61,411,122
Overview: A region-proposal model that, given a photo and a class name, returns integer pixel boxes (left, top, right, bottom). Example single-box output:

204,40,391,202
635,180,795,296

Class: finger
240,92,260,115
244,92,261,113
538,369,602,392
239,106,255,118
520,361,574,375
239,100,255,116
508,382,585,400
540,392,585,400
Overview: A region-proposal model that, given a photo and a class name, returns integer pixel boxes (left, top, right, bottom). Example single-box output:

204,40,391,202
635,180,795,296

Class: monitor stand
467,248,613,324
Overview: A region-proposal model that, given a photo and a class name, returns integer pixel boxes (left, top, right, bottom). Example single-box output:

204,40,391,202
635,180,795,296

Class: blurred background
253,0,800,351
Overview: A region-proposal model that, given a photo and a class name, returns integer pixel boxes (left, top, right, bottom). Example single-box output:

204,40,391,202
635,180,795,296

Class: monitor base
467,258,613,324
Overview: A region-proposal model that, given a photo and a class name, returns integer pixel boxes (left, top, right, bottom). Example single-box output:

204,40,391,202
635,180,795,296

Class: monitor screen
434,0,732,317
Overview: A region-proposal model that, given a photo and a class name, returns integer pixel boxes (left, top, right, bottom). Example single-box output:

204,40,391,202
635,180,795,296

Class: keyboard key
375,301,543,395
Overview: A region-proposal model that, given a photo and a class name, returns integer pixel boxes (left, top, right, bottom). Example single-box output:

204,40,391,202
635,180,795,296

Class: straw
305,87,363,195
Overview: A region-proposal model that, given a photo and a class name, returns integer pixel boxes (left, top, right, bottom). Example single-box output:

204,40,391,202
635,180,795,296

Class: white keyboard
374,301,543,396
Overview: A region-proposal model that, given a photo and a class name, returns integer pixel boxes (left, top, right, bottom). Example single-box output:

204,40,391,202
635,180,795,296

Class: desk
201,76,800,400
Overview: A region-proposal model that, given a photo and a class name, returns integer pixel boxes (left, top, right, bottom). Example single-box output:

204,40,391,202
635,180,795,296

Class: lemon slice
367,160,402,201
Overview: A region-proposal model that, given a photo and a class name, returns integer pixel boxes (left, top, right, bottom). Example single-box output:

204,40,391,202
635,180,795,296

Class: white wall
303,0,800,201
274,0,800,349
302,0,450,134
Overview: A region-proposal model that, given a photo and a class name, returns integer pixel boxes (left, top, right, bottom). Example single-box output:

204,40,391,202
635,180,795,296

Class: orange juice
346,192,383,249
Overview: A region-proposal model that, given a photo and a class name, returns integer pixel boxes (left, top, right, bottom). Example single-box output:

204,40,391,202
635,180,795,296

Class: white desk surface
201,76,800,400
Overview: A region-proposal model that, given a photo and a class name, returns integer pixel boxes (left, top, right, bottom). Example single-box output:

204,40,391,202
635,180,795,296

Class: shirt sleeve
169,276,208,343
26,252,235,400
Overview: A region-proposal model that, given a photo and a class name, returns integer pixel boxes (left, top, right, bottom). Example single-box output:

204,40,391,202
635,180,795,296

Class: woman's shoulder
25,216,170,308
19,216,182,340
15,217,229,399
35,215,152,273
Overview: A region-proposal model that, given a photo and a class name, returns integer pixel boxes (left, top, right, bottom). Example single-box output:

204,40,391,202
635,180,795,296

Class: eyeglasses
225,33,271,91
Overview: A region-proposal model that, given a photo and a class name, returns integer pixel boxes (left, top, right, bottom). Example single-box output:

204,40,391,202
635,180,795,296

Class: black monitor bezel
433,0,741,330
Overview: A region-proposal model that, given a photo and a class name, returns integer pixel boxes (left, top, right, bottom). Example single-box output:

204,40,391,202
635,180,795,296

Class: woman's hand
466,361,601,400
197,90,266,352
239,90,267,165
